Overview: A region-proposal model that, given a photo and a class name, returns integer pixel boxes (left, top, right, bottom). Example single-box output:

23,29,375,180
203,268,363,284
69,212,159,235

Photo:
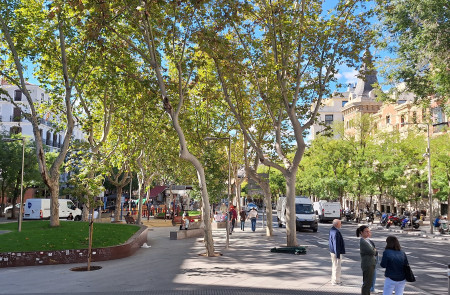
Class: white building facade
0,80,84,150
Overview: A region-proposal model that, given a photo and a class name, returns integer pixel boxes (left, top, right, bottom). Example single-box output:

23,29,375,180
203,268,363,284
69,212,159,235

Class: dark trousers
362,265,375,295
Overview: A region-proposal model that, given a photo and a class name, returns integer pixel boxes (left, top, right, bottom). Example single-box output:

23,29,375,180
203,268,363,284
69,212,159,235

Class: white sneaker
371,289,381,293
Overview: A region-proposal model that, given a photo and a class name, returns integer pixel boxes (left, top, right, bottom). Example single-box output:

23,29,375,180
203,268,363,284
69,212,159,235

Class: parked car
246,203,258,212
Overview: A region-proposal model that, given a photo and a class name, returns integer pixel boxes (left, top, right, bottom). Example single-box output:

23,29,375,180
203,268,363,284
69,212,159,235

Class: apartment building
0,79,84,150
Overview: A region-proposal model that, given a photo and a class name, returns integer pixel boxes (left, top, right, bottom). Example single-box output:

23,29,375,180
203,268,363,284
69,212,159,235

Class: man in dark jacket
329,219,345,285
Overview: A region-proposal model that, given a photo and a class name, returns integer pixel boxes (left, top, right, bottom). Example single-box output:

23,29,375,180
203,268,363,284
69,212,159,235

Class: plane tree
0,1,104,226
375,0,449,106
200,0,374,246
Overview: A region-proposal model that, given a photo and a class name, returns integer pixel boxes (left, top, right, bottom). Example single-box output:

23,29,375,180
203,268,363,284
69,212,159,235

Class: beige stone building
310,52,449,215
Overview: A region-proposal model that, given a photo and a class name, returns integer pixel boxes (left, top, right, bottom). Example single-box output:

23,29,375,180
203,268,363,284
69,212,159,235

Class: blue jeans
383,277,406,295
240,220,245,230
251,218,257,231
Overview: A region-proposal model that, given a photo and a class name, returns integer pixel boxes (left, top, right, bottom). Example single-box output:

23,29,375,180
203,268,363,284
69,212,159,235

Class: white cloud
341,69,358,84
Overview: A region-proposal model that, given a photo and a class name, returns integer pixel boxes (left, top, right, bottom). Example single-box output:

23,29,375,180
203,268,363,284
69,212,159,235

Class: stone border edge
0,225,148,268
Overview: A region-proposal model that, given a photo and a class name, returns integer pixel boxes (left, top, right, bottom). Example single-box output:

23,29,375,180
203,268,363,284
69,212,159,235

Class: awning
149,186,167,198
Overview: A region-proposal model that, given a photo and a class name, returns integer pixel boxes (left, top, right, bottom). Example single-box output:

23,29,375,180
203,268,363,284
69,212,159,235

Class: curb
0,224,148,268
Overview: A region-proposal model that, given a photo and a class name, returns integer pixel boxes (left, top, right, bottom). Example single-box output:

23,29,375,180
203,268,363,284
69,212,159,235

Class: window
386,115,390,125
12,107,21,122
325,114,333,125
432,107,444,123
53,133,58,147
398,100,406,104
412,111,417,123
401,115,405,126
10,126,22,135
295,204,314,214
14,90,22,101
46,131,51,146
342,101,348,107
41,93,44,102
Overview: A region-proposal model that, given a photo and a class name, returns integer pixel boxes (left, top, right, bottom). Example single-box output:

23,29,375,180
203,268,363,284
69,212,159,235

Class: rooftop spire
354,49,378,98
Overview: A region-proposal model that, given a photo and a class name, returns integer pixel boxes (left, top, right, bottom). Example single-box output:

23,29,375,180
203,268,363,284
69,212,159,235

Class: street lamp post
425,123,433,235
403,122,436,234
2,138,25,232
205,136,231,249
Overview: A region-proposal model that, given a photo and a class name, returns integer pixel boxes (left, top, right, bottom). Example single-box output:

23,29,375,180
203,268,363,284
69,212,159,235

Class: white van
313,200,341,223
24,199,82,221
277,196,318,232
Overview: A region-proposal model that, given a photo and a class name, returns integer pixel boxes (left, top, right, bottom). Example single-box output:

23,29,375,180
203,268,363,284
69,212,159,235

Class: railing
433,122,449,133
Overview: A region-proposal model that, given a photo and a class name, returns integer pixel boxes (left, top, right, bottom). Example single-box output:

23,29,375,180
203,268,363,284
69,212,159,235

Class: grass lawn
0,221,140,252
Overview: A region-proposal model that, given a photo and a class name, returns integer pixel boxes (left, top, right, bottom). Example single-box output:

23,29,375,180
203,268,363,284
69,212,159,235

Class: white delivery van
313,200,341,223
277,196,318,232
24,199,82,221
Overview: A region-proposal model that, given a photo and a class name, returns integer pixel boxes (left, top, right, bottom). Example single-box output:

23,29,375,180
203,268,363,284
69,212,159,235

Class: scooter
400,217,420,230
439,221,449,234
380,214,388,226
366,211,374,224
345,210,354,222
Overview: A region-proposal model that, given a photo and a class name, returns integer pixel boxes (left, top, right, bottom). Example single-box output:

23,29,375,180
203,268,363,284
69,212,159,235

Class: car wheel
74,215,81,221
313,228,318,232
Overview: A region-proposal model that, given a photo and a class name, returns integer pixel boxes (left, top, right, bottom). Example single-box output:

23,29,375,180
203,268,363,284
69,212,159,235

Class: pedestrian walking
247,207,258,232
356,225,377,295
228,206,237,234
329,219,345,286
239,208,247,231
380,236,409,295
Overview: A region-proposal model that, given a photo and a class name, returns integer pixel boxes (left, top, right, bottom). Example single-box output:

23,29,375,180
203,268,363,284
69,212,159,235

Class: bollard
448,264,450,295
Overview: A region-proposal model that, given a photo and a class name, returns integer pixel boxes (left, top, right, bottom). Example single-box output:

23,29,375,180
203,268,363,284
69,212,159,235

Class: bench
170,222,203,240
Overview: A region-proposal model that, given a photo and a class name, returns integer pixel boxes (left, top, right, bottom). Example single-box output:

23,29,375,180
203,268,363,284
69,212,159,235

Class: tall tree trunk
260,180,273,236
49,180,60,226
114,186,123,222
285,174,297,247
136,174,143,225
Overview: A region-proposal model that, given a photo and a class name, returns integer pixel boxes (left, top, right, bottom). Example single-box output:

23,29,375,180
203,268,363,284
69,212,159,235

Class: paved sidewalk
0,218,429,295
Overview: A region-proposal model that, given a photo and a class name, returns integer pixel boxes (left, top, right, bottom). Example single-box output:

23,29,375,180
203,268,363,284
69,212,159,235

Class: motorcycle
344,210,354,222
365,211,374,224
380,214,388,226
400,216,420,230
388,214,402,227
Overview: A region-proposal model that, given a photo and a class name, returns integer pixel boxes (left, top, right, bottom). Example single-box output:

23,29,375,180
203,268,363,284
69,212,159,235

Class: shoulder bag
404,263,416,282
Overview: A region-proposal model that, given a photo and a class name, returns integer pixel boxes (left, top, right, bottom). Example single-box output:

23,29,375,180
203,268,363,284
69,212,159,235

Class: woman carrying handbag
380,236,414,295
